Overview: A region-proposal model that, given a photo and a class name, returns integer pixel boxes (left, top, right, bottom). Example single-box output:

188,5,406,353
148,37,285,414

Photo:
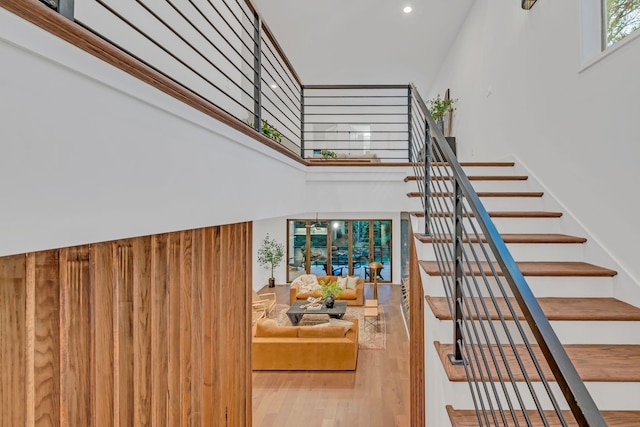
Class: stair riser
415,215,569,233
428,217,563,234
430,196,544,212
461,167,520,175
472,180,536,191
467,217,563,234
431,166,520,176
430,180,535,193
423,274,613,298
430,318,640,345
418,242,586,262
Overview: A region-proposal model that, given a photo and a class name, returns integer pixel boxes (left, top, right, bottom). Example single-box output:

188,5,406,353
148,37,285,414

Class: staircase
408,160,640,426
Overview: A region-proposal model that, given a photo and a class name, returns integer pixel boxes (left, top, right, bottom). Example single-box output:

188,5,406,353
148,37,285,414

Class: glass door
309,221,328,276
288,221,307,281
329,220,348,276
351,221,370,278
372,220,391,281
363,220,391,282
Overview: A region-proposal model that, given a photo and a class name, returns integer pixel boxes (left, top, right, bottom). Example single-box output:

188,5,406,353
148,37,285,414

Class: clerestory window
602,0,640,48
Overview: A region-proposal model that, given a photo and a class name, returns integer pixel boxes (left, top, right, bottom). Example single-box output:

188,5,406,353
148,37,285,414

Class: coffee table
286,301,347,326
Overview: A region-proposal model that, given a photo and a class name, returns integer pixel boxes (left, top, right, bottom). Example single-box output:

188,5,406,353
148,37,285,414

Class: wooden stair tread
446,405,640,427
426,296,640,321
309,161,414,166
436,211,562,218
435,342,640,382
428,175,529,182
415,233,587,244
434,161,516,167
433,191,544,197
420,260,616,277
407,191,543,198
411,211,563,218
404,175,528,182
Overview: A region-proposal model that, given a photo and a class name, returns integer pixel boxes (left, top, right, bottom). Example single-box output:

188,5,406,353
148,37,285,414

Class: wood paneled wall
0,223,252,427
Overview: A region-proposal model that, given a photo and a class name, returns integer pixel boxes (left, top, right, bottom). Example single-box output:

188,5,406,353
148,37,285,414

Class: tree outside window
603,0,640,47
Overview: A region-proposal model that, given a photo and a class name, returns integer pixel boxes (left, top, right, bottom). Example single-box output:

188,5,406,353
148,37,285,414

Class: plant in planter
320,149,338,159
319,279,343,308
261,120,282,143
245,119,283,143
257,234,284,288
426,93,457,132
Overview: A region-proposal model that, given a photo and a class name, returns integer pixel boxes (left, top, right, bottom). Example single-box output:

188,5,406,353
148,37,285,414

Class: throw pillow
297,274,320,293
346,276,359,290
329,318,354,334
336,276,348,291
312,322,332,328
298,325,345,338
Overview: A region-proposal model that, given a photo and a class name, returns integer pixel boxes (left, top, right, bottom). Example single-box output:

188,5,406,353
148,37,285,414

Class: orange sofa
289,275,364,306
252,318,359,371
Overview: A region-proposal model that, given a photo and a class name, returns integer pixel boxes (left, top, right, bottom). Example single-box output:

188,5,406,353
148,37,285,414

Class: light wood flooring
252,284,410,427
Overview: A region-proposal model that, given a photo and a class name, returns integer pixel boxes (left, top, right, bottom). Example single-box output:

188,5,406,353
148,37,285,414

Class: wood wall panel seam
26,253,36,427
58,248,69,427
34,250,61,426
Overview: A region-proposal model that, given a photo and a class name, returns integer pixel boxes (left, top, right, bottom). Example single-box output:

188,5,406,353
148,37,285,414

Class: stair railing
409,83,606,426
25,0,303,155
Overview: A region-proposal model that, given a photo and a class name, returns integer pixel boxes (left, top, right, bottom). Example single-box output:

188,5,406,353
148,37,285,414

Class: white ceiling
251,0,474,94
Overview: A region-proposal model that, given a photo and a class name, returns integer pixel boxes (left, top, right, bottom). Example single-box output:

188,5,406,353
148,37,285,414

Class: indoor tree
257,234,284,288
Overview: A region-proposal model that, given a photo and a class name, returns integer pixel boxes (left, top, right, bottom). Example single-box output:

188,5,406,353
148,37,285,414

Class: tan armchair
252,290,276,318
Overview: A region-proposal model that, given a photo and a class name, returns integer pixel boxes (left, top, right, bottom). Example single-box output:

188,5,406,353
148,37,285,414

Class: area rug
270,304,386,350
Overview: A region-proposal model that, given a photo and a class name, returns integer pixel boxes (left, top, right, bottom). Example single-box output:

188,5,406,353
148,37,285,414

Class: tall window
603,0,640,48
287,219,392,283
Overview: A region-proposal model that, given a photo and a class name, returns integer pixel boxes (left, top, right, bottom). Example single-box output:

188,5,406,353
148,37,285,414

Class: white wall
0,8,306,256
426,0,640,295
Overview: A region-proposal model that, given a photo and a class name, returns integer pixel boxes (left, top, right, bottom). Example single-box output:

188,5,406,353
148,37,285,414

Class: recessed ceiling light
403,6,412,13
270,83,278,89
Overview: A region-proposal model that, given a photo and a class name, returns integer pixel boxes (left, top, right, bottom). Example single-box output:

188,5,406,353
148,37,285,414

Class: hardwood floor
252,284,411,427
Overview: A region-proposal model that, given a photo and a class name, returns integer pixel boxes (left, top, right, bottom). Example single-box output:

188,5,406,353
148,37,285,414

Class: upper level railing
409,83,606,425
302,85,413,162
35,0,303,155
28,0,424,163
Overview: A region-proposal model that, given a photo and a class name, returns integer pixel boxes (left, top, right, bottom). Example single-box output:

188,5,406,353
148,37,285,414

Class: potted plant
319,279,343,308
245,119,283,143
426,93,457,133
257,234,284,288
320,149,337,159
261,120,282,143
